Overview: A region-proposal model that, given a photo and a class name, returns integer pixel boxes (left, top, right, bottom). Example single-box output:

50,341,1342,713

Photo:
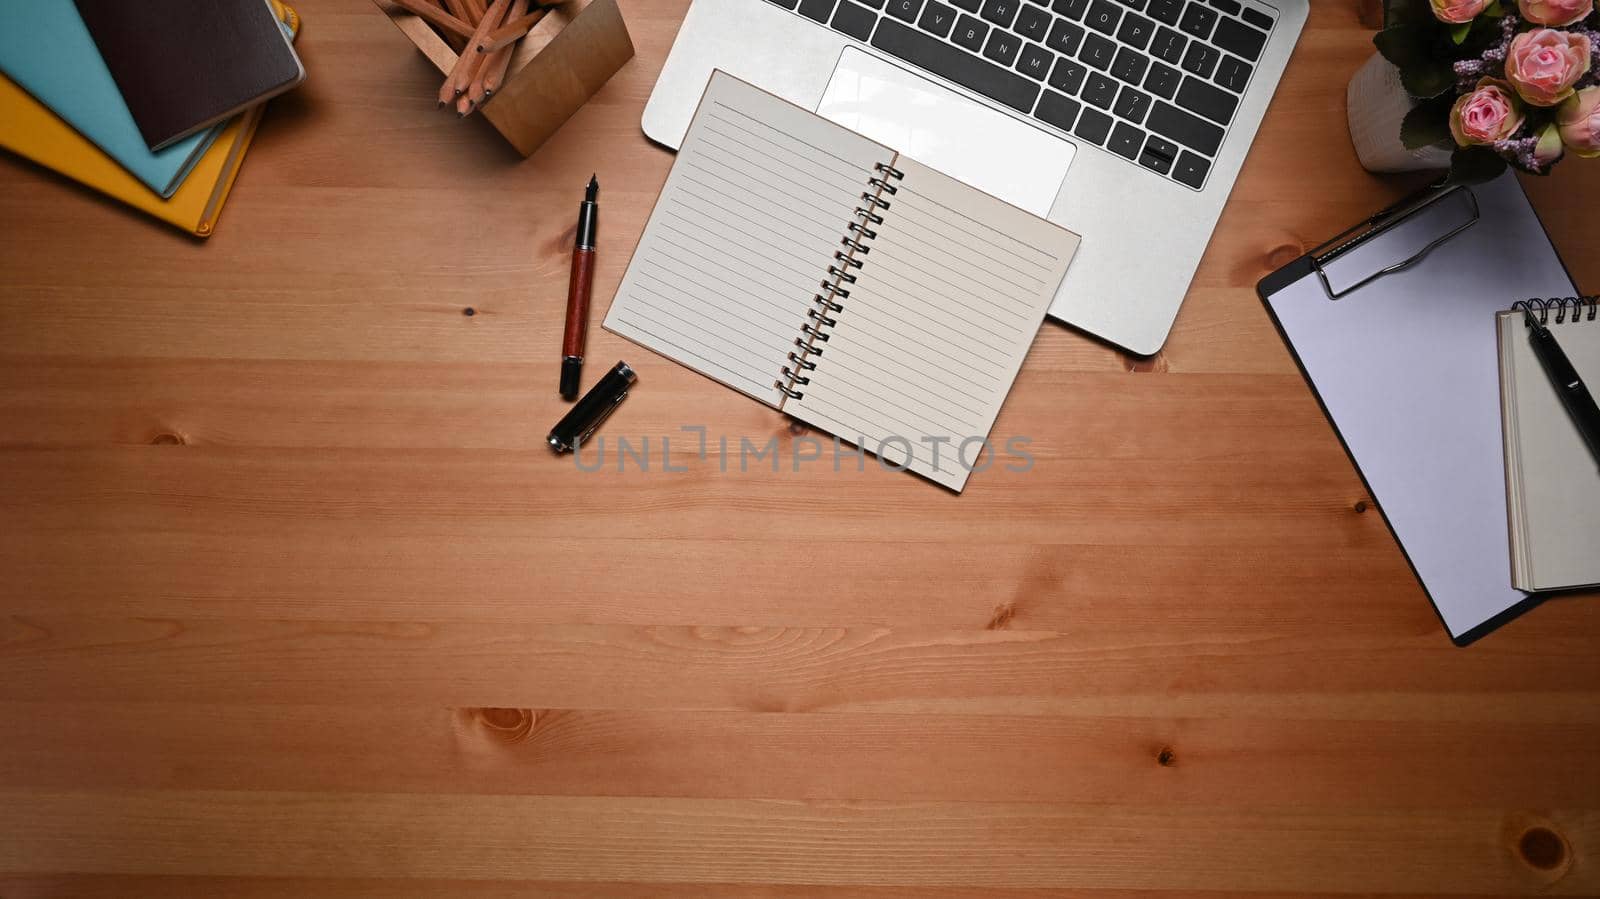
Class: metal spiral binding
775,161,904,401
1513,296,1599,325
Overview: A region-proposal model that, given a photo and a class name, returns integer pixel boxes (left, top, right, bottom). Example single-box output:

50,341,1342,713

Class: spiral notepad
1496,296,1600,593
604,71,1081,491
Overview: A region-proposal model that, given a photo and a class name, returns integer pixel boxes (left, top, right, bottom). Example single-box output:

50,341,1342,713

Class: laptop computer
641,0,1308,355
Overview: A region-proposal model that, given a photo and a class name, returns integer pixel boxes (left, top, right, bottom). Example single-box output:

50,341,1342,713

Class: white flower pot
1347,51,1454,173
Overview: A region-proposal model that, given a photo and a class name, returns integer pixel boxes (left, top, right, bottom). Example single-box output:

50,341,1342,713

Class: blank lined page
603,71,894,407
789,157,1080,491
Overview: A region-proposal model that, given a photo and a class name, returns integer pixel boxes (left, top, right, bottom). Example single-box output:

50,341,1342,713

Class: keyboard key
1079,32,1116,69
1241,6,1274,30
1114,84,1152,121
832,0,880,37
1014,2,1051,40
919,0,958,33
1117,12,1155,49
799,0,838,20
1016,42,1055,79
1147,0,1183,24
1048,56,1087,93
1178,1,1216,38
1173,149,1210,187
1074,107,1114,143
1085,0,1122,33
1181,41,1219,78
1117,0,1147,9
885,0,922,21
1214,54,1251,92
1045,18,1084,54
1083,70,1118,107
1052,0,1090,17
1147,100,1223,154
1151,27,1186,64
1111,46,1148,83
984,29,1021,63
1108,121,1144,158
1212,16,1266,60
871,18,1041,110
952,0,981,9
1143,60,1181,98
1177,73,1237,123
951,13,989,48
1034,89,1082,129
859,0,886,7
1140,133,1179,173
1208,0,1240,14
767,0,801,9
980,0,1019,26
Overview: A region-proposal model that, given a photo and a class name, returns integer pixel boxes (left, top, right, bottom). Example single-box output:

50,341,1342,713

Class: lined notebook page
789,157,1080,492
1498,312,1600,591
604,72,894,407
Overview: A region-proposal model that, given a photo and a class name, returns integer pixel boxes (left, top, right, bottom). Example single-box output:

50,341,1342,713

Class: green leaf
1451,21,1472,43
1374,25,1428,68
1400,61,1456,99
1402,95,1456,149
1450,146,1509,183
1483,0,1505,16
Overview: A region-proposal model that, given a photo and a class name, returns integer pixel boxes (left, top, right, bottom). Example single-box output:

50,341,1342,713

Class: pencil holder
375,0,634,157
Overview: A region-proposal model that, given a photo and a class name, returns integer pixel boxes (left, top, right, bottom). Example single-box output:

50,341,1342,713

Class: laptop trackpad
816,48,1074,218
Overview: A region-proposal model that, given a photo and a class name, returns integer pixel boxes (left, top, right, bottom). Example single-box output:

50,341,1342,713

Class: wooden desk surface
1,1,1597,895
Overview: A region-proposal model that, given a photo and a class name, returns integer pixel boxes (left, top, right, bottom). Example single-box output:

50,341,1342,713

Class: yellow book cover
0,2,301,238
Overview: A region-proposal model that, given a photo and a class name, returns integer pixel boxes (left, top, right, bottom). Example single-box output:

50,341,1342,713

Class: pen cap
548,361,636,452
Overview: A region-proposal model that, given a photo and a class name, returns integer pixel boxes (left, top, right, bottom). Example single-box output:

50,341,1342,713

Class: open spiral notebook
1496,296,1600,594
604,71,1081,491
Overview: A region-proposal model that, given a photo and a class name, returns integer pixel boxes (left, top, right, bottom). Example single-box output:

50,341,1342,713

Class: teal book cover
0,0,222,198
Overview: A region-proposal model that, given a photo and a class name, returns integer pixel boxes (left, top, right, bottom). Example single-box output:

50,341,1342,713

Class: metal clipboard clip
1311,182,1482,300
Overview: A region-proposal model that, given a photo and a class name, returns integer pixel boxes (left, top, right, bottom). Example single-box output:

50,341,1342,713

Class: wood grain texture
0,0,1596,895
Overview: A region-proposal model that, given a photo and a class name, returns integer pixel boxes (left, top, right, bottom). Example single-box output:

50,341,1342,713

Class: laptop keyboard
764,0,1276,190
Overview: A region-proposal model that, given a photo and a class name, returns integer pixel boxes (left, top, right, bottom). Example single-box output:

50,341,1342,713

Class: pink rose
1519,0,1594,26
1532,123,1566,168
1450,78,1526,144
1431,0,1490,21
1558,87,1600,157
1505,29,1592,107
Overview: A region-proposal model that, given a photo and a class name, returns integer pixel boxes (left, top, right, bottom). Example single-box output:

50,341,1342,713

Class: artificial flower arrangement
1376,0,1599,178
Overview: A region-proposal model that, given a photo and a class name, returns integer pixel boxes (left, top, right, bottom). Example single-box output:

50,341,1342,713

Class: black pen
1523,306,1600,469
548,361,636,453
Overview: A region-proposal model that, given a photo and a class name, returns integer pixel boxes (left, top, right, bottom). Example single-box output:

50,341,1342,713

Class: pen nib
586,175,599,203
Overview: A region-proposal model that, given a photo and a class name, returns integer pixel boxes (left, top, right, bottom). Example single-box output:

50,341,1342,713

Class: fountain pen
560,175,599,400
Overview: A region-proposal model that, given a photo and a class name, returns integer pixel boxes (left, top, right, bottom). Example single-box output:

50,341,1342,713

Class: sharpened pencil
473,0,527,103
444,0,511,98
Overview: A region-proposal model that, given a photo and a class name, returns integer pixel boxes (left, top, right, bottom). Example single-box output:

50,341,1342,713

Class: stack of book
0,0,307,237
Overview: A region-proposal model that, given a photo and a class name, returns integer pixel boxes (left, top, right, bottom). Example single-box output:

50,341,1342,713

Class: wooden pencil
444,0,511,99
386,0,474,38
475,10,545,52
472,0,528,104
479,43,517,98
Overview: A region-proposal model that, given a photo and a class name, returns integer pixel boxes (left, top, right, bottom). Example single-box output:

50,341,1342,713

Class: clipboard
1257,172,1578,645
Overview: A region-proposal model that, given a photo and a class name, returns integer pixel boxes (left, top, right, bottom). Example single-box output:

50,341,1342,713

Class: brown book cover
74,0,305,152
